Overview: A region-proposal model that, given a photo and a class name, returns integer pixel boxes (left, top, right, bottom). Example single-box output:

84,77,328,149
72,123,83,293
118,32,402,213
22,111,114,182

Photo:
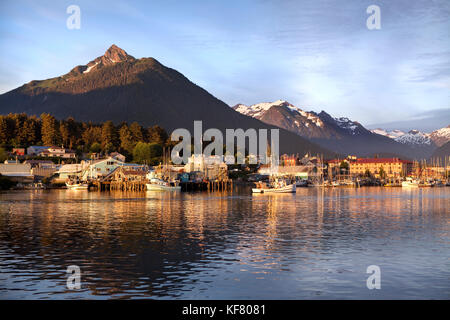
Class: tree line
0,113,169,164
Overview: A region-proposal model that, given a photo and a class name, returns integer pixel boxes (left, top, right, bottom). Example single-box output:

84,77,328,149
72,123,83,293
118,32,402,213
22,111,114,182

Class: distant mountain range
370,126,450,148
233,100,446,159
0,45,334,157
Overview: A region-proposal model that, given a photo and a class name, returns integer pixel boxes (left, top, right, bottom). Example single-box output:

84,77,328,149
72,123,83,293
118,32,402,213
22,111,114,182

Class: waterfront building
54,162,90,183
0,161,33,182
184,155,228,180
110,166,147,182
349,158,412,178
81,158,146,181
24,160,57,179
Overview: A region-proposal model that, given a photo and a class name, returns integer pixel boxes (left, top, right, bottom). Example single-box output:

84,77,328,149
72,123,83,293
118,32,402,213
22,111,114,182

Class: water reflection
0,187,449,299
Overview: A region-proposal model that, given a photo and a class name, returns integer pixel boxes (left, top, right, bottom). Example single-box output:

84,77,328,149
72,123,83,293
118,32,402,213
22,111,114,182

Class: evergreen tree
132,142,163,164
147,125,168,145
41,113,60,146
101,121,118,151
129,122,144,142
119,124,136,155
82,125,102,151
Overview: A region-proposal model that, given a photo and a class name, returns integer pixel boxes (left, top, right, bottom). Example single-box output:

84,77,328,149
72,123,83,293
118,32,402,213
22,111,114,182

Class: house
109,152,126,162
27,146,50,155
12,148,25,156
38,146,76,159
0,161,33,183
81,157,147,181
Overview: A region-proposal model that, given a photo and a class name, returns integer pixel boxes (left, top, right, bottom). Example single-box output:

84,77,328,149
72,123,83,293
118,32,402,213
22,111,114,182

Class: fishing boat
146,178,181,191
401,177,419,188
252,179,296,193
65,179,89,190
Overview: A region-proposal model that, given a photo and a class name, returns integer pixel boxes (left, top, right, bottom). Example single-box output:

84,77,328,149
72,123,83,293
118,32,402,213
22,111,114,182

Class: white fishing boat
65,180,89,190
252,179,296,193
401,177,419,188
146,178,181,191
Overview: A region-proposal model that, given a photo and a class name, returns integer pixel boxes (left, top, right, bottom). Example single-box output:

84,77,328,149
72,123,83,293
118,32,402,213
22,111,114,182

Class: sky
0,0,449,131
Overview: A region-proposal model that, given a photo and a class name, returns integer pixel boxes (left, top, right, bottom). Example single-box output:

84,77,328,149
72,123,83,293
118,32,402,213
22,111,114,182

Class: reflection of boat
23,182,46,190
330,181,340,187
433,180,444,187
295,179,308,187
401,177,419,188
384,182,401,187
252,179,296,193
419,181,433,187
146,178,181,191
65,180,89,190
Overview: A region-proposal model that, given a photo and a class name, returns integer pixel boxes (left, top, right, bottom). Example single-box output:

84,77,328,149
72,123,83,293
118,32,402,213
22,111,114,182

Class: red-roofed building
350,158,412,178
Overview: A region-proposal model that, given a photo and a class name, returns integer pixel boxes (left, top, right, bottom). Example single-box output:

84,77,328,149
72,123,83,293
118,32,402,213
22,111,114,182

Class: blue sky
0,0,449,130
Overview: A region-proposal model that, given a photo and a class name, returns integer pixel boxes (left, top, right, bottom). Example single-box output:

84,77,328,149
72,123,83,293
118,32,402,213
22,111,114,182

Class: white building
0,161,33,182
184,155,228,180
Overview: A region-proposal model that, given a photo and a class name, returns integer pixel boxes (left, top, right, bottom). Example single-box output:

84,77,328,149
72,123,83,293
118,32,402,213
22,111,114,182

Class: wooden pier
92,180,147,191
181,179,233,192
91,179,232,192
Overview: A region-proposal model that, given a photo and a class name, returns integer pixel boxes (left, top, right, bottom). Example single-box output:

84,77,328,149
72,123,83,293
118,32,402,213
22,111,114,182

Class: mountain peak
103,44,134,63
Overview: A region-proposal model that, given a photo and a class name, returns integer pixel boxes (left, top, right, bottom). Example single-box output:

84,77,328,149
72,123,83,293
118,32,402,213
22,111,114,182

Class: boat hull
401,182,419,188
252,184,296,193
65,182,89,190
146,184,181,191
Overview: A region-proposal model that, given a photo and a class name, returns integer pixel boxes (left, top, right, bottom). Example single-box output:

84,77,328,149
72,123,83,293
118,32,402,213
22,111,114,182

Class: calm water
0,187,449,299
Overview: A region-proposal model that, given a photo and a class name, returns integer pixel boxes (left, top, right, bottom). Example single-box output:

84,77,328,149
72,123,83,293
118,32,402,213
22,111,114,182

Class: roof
120,170,146,176
24,160,54,164
352,158,412,164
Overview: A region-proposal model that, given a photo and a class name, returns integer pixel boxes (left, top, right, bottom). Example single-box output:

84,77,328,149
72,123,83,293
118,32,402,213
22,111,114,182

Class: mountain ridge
233,100,437,159
0,45,335,157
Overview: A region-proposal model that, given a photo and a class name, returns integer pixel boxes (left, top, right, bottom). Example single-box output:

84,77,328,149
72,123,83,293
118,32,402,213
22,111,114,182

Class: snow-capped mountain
233,100,367,139
371,128,432,146
394,130,432,146
371,125,450,148
370,128,406,139
233,100,422,157
234,100,324,128
429,125,450,147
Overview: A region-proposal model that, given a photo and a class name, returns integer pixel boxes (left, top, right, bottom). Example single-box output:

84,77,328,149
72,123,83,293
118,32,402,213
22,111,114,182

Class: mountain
429,125,450,147
370,125,450,155
431,141,450,162
0,45,334,157
370,128,406,140
233,100,428,159
371,128,433,146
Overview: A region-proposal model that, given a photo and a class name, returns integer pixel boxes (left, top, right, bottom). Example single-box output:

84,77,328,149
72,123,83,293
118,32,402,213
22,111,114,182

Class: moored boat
65,180,89,190
401,177,419,188
146,178,181,191
252,179,296,193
